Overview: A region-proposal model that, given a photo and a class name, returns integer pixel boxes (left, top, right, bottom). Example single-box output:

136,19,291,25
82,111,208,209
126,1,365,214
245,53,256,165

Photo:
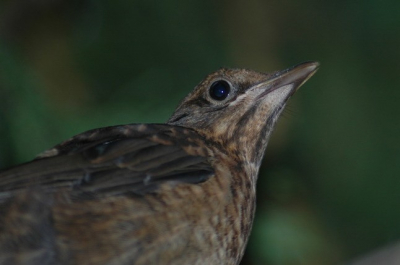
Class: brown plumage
0,62,318,265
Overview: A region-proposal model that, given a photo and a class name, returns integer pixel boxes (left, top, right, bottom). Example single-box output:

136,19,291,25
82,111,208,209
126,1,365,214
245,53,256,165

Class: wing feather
0,124,214,200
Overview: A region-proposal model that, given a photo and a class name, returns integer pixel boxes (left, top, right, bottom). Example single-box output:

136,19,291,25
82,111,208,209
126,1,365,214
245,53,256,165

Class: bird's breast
51,152,256,265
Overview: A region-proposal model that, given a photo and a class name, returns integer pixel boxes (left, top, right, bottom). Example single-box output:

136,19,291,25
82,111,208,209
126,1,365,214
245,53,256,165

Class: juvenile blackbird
0,62,318,265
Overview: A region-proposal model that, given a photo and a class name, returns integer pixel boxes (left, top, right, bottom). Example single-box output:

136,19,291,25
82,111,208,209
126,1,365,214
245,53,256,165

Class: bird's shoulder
0,123,218,201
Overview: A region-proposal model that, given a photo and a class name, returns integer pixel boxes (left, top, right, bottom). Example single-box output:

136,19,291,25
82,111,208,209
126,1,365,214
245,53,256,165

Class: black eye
209,80,231,101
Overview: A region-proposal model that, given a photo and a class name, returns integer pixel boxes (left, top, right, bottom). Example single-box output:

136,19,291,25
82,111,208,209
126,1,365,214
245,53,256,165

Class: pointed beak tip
295,61,320,76
288,61,320,91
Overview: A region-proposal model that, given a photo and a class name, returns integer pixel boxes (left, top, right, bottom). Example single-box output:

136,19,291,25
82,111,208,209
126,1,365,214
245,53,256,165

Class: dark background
1,0,399,264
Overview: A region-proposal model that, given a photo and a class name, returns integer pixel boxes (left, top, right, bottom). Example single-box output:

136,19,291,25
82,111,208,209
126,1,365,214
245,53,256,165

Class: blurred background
0,0,399,264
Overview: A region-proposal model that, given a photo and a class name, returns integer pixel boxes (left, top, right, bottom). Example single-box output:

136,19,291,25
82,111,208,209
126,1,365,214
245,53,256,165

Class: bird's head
168,62,318,168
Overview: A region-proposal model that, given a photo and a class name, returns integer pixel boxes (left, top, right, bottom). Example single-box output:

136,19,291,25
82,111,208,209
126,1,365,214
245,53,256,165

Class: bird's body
0,62,318,265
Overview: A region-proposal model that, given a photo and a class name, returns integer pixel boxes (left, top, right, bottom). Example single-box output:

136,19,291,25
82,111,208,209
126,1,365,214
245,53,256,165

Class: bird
0,61,318,265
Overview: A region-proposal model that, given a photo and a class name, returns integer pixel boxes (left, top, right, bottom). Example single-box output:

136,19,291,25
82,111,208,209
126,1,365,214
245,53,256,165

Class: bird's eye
209,80,230,101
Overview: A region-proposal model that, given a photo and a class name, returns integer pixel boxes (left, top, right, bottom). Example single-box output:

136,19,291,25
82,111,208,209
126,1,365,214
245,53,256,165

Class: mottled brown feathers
0,62,318,265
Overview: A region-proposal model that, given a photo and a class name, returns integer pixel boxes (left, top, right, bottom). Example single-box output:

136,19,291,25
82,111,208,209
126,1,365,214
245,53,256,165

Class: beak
267,61,319,92
254,61,319,101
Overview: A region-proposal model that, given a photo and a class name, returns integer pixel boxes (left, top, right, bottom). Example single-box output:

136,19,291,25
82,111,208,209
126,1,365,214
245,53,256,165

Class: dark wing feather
0,124,214,200
0,124,215,264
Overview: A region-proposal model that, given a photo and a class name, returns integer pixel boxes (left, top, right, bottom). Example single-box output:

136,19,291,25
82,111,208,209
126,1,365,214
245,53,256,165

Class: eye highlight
209,80,230,101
